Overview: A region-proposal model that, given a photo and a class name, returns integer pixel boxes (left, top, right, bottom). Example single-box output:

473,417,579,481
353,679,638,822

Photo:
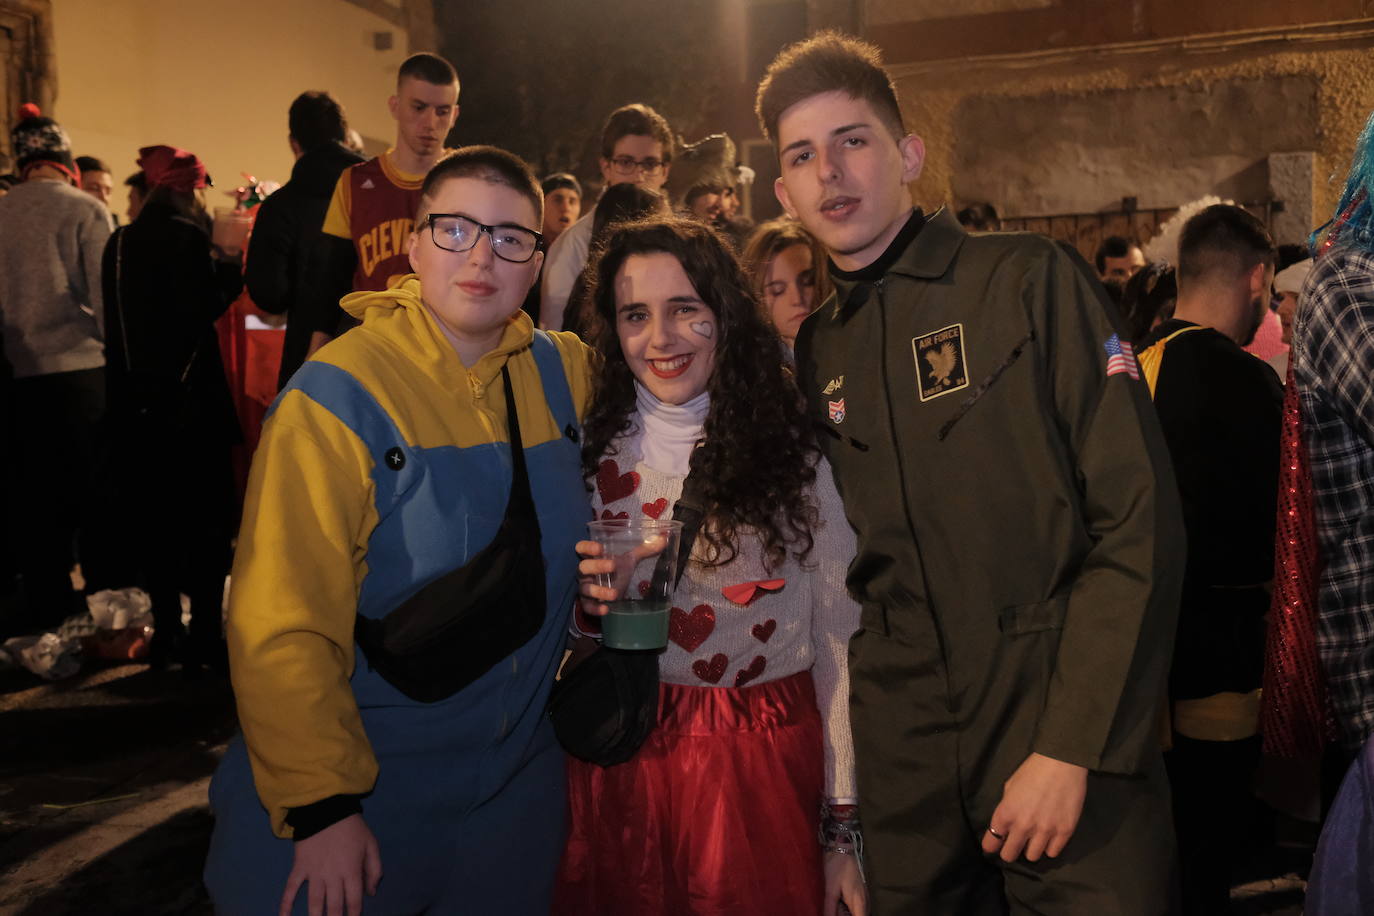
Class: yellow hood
336,273,536,389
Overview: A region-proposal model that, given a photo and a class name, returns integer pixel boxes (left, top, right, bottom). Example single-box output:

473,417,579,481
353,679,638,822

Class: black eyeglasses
607,155,666,177
425,212,544,263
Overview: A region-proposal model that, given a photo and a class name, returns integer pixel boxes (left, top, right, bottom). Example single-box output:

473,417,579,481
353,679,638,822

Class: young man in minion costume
204,146,593,915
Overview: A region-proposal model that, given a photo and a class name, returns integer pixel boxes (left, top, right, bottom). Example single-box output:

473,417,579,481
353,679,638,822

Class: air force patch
828,398,846,424
913,323,970,402
822,375,844,396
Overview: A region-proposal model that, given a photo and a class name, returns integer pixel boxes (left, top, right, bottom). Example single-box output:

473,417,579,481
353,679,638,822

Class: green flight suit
795,209,1186,915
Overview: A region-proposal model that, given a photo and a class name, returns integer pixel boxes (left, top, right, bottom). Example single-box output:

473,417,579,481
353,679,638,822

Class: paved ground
0,663,233,914
0,659,1313,915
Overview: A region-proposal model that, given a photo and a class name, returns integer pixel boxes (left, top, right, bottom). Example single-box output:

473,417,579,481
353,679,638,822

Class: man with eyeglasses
206,145,595,915
539,103,674,331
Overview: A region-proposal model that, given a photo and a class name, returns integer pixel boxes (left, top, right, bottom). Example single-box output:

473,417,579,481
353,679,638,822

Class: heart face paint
614,252,719,405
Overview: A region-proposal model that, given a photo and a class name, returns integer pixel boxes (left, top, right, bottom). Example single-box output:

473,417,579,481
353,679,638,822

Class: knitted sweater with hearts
590,412,862,802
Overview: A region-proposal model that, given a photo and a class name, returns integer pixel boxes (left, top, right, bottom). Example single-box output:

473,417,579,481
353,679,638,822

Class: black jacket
244,142,363,389
102,202,242,445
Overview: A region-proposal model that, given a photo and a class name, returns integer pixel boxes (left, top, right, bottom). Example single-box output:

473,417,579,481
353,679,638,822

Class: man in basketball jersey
308,52,460,346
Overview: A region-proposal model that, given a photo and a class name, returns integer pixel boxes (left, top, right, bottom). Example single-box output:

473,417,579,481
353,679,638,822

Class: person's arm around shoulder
807,456,868,916
230,388,384,913
984,239,1185,864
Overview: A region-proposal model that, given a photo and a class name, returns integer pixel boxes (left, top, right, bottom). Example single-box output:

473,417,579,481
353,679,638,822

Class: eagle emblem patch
913,323,970,402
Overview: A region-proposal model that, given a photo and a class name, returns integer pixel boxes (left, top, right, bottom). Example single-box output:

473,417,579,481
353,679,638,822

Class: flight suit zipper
935,331,1035,441
875,280,925,633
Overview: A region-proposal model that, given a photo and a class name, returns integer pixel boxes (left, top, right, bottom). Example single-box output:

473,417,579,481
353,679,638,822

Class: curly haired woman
554,217,867,916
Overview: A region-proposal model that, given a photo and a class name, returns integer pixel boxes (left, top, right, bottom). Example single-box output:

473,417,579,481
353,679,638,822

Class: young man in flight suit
757,32,1186,915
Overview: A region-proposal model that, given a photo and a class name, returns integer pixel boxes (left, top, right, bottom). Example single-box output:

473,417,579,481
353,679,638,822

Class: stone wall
885,30,1374,245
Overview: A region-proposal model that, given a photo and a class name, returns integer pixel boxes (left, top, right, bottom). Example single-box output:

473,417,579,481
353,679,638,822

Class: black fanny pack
548,467,707,765
355,366,546,703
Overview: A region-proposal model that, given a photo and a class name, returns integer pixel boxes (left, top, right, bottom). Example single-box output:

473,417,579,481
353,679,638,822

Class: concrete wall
48,0,421,218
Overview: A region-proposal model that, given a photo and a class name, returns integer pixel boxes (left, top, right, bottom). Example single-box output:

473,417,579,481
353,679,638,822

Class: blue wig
1311,109,1374,256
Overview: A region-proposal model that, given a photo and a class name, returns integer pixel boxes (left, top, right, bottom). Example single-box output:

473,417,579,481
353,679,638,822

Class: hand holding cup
580,519,683,650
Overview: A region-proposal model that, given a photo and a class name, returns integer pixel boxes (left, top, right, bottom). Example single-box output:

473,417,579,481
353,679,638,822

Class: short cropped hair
75,155,109,175
124,171,147,193
1177,205,1276,288
399,52,459,90
1094,235,1137,274
600,104,674,164
542,172,582,198
755,31,905,147
289,91,348,153
416,145,543,226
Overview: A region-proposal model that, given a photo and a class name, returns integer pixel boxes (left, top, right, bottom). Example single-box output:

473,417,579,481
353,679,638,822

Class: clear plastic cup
587,518,683,650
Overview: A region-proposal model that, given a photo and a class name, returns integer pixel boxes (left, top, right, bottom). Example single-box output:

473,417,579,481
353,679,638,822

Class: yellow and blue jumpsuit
204,276,591,913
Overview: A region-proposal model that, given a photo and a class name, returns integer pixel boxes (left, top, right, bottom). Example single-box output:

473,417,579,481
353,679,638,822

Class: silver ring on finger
987,825,1006,840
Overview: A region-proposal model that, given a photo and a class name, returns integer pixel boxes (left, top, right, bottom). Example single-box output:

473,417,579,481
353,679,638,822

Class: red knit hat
137,145,210,192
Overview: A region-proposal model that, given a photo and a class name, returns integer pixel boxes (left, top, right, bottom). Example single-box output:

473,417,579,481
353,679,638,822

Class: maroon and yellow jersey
322,152,425,292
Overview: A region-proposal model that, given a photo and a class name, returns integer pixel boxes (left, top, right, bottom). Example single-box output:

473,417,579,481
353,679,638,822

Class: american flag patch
1104,333,1139,380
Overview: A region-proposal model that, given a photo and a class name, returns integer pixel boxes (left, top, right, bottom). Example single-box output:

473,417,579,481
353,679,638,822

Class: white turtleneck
632,382,709,477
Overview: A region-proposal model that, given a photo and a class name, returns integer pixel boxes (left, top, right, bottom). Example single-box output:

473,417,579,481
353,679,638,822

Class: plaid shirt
1294,247,1374,750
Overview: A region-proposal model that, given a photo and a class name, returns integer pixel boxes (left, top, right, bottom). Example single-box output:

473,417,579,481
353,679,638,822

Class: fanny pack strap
500,364,535,518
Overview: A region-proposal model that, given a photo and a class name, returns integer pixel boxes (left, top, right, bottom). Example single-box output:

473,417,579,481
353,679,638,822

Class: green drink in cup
587,518,683,650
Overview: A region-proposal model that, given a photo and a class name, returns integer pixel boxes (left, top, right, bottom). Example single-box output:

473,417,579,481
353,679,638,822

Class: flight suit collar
829,206,966,318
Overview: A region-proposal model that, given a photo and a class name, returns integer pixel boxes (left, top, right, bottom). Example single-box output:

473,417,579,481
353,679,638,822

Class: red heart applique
670,604,715,653
692,653,728,684
734,655,767,687
722,579,786,606
600,509,629,521
751,619,777,643
596,459,640,505
637,580,651,597
642,497,668,519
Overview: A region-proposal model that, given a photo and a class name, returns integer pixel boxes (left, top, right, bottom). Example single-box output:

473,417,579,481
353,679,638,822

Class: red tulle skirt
554,670,825,916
